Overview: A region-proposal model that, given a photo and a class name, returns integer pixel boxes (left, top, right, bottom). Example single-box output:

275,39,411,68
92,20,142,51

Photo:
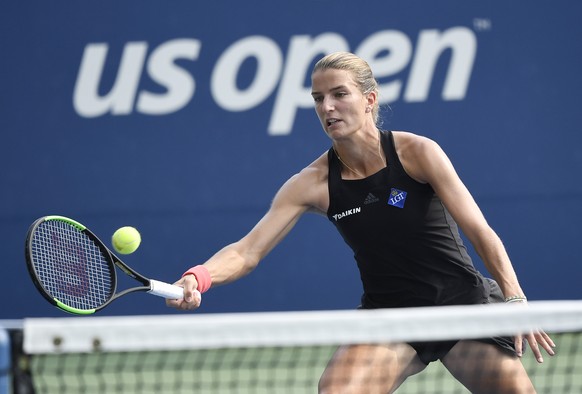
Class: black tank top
327,131,490,308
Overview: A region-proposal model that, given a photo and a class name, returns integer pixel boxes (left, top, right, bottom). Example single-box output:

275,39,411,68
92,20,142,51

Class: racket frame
25,215,180,315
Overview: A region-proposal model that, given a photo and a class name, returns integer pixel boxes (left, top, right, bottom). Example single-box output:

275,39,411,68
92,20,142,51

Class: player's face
311,69,368,139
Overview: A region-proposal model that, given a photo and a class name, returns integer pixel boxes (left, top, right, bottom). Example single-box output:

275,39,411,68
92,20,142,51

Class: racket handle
149,279,202,301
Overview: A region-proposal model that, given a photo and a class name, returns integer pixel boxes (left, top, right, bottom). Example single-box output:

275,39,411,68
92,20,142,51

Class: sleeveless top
326,131,490,308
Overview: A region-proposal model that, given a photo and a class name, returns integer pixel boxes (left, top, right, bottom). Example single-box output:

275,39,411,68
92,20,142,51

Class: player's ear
365,91,377,109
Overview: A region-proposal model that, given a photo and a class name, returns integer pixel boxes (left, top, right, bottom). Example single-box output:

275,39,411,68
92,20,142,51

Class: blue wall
1,1,581,318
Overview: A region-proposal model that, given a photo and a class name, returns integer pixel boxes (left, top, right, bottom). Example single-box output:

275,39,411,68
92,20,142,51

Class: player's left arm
397,133,521,296
397,132,555,361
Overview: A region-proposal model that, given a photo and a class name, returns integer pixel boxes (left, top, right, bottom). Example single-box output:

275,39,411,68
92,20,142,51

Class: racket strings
30,221,114,310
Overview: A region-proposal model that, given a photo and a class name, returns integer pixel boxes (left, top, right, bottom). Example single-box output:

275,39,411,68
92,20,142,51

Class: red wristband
182,265,212,293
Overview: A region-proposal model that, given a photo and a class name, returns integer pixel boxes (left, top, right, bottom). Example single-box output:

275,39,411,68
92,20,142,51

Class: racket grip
149,279,202,301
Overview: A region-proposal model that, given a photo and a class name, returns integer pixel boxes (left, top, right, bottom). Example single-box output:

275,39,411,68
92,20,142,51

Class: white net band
23,300,582,354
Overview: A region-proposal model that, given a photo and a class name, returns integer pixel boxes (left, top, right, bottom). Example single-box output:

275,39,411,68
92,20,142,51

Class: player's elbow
226,243,261,276
241,251,262,274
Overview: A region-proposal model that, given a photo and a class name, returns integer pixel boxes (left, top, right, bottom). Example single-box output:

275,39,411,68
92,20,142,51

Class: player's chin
324,122,351,139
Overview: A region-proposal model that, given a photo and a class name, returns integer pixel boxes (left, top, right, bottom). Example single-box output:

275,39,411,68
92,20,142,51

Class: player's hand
515,329,556,363
509,300,556,363
165,275,202,310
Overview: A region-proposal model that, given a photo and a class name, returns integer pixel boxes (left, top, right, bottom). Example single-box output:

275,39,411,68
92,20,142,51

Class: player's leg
318,343,426,394
441,340,535,394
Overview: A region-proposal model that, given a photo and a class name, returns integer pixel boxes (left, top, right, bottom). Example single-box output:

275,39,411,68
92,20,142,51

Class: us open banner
1,1,580,318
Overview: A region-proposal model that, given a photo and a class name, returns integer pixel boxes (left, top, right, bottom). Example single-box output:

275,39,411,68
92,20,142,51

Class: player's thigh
319,343,425,394
442,340,535,394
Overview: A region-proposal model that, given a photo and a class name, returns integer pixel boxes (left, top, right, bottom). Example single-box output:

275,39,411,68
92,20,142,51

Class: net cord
23,300,582,354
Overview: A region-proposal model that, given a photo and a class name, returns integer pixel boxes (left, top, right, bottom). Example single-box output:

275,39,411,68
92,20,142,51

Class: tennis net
5,300,582,393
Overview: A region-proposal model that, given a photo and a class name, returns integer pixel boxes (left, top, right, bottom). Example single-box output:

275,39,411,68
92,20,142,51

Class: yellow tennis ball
112,226,141,254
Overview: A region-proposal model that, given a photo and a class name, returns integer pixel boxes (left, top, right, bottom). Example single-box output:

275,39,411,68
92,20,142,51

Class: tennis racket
25,215,197,315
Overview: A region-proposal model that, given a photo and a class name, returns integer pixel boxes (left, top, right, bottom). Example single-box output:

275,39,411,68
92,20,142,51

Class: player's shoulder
282,153,327,195
392,131,442,158
292,151,329,184
392,131,448,184
275,151,329,211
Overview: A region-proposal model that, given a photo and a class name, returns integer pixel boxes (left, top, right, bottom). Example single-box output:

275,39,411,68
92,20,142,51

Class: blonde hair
312,52,381,127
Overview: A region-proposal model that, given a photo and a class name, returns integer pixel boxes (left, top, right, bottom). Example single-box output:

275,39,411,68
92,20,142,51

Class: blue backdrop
1,1,581,318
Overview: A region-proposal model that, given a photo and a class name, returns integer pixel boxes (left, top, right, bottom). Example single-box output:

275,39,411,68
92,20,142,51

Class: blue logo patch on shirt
388,188,407,208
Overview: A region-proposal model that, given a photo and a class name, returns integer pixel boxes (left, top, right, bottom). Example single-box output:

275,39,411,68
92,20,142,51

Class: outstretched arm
166,161,329,310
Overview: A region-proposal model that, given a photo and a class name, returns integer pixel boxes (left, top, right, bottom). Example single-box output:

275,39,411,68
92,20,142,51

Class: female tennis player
167,52,555,393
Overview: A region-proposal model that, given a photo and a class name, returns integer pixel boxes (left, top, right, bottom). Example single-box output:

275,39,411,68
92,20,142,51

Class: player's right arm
167,154,329,310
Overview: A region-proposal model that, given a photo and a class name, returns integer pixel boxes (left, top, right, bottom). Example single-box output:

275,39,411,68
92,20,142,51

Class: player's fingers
514,333,524,357
181,275,200,303
165,277,186,308
541,330,556,349
166,296,200,310
525,332,544,363
165,298,181,308
536,330,556,356
180,291,202,310
193,289,202,304
165,277,201,310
